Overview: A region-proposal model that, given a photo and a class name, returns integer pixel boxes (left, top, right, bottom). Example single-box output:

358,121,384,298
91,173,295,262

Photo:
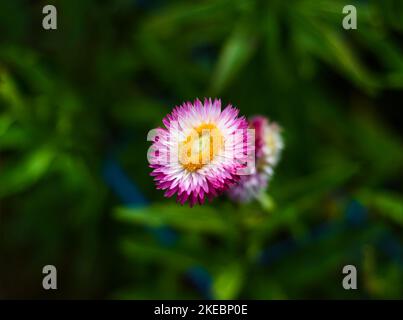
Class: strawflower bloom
148,98,252,206
227,115,283,203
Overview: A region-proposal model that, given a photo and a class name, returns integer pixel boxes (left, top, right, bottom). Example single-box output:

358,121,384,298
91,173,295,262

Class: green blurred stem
257,192,275,213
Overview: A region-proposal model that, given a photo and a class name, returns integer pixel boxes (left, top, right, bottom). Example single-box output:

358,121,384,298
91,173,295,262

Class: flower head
148,98,251,206
251,116,283,174
227,115,283,203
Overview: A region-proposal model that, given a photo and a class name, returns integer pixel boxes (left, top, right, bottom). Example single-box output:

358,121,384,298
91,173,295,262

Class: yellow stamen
179,123,224,172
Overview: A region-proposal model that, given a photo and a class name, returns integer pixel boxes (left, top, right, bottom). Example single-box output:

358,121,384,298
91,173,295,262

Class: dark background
0,0,402,299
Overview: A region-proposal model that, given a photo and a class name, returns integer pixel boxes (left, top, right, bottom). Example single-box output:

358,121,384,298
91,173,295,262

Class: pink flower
227,116,283,203
148,98,251,206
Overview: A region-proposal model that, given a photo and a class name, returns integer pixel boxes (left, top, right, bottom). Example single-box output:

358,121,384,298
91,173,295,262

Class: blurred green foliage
0,0,402,299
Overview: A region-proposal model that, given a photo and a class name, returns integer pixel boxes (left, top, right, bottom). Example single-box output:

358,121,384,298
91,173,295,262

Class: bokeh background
1,0,403,299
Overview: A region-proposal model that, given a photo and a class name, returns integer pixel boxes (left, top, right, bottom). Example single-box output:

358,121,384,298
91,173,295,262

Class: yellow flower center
265,131,277,152
179,123,224,172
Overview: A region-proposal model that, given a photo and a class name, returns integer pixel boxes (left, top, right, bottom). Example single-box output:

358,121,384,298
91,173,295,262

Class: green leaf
0,69,25,114
0,114,14,136
293,13,379,92
358,190,403,225
209,23,257,94
212,262,244,299
0,147,54,197
120,238,199,271
115,204,236,236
